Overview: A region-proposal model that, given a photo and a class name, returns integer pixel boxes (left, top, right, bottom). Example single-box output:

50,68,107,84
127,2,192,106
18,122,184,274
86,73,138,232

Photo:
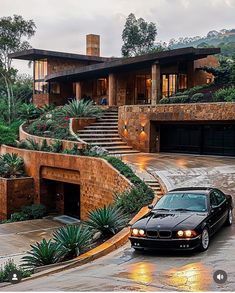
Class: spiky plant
0,153,25,178
85,205,128,237
22,239,61,269
50,140,63,153
53,225,91,260
62,99,102,118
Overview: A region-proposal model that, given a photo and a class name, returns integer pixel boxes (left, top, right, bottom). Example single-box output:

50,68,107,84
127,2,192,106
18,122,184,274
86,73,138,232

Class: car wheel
199,228,210,252
225,208,233,226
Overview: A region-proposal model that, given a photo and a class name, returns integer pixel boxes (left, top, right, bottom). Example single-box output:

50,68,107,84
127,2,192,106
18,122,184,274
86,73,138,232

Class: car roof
169,187,213,195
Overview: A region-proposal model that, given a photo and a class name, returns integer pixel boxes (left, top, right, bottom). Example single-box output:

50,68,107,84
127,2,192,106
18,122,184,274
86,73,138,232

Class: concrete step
78,129,119,133
105,145,134,150
83,126,118,130
98,118,118,122
93,122,118,126
91,142,127,146
78,134,120,138
82,137,123,142
109,150,140,155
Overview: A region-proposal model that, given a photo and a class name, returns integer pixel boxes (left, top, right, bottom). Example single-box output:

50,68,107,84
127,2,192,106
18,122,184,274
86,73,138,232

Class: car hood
133,211,207,230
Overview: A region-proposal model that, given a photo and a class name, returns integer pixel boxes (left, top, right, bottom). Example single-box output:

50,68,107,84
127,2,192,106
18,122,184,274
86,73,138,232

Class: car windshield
153,192,208,212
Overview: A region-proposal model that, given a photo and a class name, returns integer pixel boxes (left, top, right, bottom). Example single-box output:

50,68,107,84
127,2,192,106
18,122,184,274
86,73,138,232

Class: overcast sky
1,0,235,75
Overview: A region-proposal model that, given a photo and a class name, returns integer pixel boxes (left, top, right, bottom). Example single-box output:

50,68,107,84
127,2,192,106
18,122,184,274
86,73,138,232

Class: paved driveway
5,154,235,291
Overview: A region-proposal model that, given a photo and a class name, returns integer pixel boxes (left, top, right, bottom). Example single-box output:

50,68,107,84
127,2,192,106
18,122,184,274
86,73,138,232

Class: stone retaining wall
0,145,131,220
118,102,235,152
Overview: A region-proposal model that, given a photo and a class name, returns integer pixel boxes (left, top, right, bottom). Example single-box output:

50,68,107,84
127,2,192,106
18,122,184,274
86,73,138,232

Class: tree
121,13,157,57
0,15,36,71
0,15,36,124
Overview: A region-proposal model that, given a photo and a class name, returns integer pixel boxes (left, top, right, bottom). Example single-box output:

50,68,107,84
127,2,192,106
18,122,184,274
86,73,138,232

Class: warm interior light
139,229,145,236
177,230,184,237
132,229,139,236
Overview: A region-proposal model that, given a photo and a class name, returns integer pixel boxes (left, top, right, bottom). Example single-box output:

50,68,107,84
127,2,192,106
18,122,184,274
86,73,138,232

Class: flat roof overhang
44,47,220,82
8,48,114,63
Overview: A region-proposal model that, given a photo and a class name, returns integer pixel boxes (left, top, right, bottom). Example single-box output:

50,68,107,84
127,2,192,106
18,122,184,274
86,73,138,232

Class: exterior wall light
140,126,145,132
123,124,127,130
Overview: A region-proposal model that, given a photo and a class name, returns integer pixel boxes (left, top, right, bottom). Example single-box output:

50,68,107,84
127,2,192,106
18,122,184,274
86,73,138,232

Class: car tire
225,208,233,226
199,227,210,252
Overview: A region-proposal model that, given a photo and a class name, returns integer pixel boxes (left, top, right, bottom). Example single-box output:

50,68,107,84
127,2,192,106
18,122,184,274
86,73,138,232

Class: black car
129,187,233,252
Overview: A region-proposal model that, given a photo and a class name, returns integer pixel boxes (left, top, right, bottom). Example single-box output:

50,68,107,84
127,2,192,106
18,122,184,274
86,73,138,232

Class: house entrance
64,183,80,219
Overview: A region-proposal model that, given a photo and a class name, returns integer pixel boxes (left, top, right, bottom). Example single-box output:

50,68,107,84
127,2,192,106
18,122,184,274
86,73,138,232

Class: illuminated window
136,75,151,104
97,78,107,96
179,74,187,90
34,60,48,94
161,74,177,98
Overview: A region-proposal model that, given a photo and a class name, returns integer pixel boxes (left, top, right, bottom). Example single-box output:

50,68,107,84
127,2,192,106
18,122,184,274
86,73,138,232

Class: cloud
1,0,235,74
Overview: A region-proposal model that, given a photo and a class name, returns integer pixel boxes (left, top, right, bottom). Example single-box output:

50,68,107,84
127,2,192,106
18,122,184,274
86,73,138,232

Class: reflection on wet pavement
165,263,212,291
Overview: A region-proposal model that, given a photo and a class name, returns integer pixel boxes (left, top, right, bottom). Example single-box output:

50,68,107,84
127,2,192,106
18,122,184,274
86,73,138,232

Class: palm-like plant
22,239,61,269
53,225,91,260
19,103,41,122
85,205,128,237
0,153,25,178
62,99,102,118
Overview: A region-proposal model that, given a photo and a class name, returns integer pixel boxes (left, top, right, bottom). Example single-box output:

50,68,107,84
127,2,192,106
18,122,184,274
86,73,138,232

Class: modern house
10,34,219,107
10,35,235,157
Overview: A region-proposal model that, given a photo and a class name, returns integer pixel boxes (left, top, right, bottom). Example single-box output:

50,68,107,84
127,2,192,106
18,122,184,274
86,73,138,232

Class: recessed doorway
64,183,80,219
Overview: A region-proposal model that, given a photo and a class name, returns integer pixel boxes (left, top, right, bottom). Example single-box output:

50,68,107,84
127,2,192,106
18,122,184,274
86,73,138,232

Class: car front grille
146,230,172,239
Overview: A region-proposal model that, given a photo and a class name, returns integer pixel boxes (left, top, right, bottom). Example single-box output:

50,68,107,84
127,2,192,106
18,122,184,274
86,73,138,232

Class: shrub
0,259,31,283
213,86,235,102
19,103,41,121
85,205,128,237
17,139,51,152
50,140,63,153
159,98,170,104
0,153,25,178
0,124,16,145
53,225,91,259
114,185,154,214
21,204,46,219
190,93,204,103
10,212,30,222
22,239,62,269
62,99,103,118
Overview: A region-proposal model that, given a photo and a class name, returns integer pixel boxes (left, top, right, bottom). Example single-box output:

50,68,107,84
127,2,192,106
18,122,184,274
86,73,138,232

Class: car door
208,191,223,234
213,189,228,228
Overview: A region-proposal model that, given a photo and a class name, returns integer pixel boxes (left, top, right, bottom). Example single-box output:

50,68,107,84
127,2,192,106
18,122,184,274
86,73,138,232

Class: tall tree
0,15,36,123
121,13,157,57
0,15,36,71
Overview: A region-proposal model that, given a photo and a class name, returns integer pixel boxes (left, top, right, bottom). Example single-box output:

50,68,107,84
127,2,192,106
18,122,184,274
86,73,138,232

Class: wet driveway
5,154,235,291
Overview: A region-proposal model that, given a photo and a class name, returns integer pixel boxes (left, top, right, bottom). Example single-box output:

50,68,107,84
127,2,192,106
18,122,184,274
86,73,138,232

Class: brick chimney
86,34,100,57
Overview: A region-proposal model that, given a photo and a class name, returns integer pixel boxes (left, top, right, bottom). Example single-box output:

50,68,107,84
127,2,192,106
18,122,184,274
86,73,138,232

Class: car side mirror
148,204,154,210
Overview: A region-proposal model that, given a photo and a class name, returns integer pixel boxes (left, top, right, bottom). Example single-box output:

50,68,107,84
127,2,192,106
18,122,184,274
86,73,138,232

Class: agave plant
85,205,128,237
19,103,41,122
62,99,102,118
0,153,25,178
53,225,91,260
22,239,61,269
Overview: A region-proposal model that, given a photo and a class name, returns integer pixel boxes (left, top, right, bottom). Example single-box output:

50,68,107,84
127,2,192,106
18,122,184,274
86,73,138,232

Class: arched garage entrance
40,166,81,218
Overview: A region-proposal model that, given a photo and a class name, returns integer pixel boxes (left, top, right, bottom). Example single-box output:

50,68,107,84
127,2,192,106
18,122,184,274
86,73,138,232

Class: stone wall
118,103,235,152
0,177,34,220
0,146,131,220
19,124,86,150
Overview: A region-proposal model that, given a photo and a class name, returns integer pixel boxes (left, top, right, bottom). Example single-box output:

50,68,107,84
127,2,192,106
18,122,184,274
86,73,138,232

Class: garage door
160,124,235,156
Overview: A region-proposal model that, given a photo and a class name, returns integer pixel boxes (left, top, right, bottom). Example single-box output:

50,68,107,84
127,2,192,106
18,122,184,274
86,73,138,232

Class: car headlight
131,228,145,237
177,230,196,238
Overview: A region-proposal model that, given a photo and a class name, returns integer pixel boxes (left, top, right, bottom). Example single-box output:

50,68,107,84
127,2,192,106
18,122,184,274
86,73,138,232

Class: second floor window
34,60,48,94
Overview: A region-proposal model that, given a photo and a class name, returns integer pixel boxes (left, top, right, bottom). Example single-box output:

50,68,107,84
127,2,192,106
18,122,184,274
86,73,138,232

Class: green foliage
85,205,128,237
0,124,16,145
62,99,102,118
213,86,235,102
0,259,31,283
19,103,41,121
121,13,157,57
53,225,91,259
17,138,50,152
12,74,33,103
9,212,30,222
114,185,154,214
0,153,25,178
22,239,62,269
191,93,204,103
21,204,46,219
50,140,63,153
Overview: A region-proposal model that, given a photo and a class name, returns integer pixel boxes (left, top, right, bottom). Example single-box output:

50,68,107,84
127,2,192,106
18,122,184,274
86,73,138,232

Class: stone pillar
151,63,161,105
108,73,116,106
75,82,82,100
187,60,195,88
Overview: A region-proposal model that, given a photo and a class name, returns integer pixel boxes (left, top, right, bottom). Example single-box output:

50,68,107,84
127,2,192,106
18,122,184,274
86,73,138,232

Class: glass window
179,74,187,90
153,193,208,212
161,74,177,98
50,82,60,94
97,78,107,96
213,190,226,205
34,82,48,94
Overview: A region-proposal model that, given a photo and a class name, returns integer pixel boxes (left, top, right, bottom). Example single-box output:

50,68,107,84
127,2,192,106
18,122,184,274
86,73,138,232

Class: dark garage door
160,124,235,156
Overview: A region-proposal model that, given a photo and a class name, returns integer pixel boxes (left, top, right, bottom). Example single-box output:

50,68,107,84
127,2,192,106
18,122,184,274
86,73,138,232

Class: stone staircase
144,179,164,200
77,108,139,155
